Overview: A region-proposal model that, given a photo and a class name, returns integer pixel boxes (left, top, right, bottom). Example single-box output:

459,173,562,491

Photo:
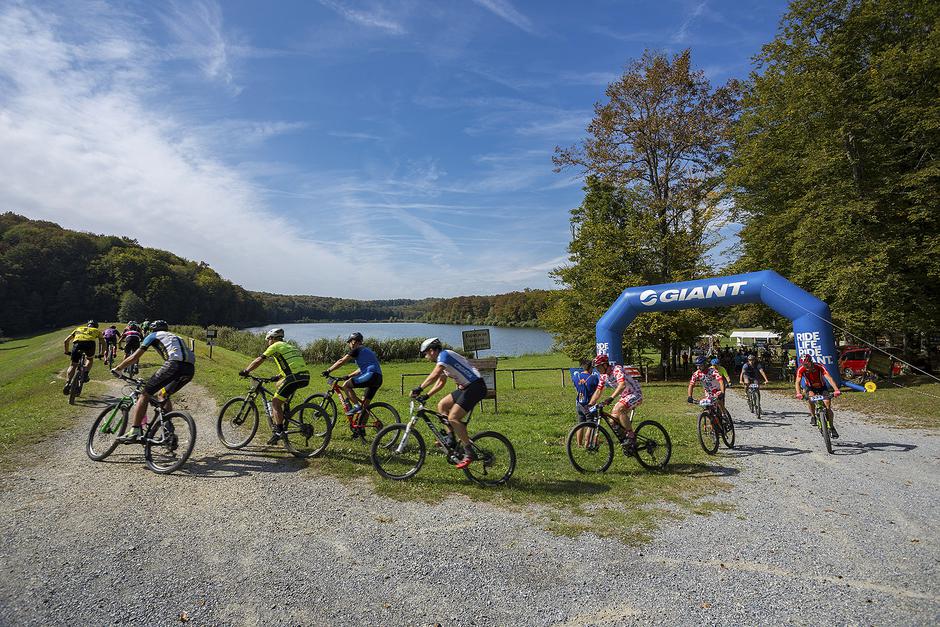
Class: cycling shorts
352,371,383,401
450,378,487,416
805,385,827,396
124,338,141,354
70,341,96,364
105,337,118,346
576,403,592,423
275,372,310,402
144,361,195,397
616,393,642,409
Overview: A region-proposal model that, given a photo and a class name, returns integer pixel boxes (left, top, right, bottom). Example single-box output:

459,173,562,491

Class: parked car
838,346,903,380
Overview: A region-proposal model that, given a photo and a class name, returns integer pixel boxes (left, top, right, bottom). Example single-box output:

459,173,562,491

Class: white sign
795,331,833,365
639,281,748,307
462,329,491,352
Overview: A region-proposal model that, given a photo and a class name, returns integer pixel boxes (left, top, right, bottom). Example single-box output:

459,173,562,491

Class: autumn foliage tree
549,50,739,368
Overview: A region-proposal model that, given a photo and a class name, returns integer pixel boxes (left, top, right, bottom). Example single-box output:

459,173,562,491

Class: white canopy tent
729,330,780,346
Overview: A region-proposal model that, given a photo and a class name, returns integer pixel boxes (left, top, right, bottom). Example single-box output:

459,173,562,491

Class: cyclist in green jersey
710,358,731,388
239,328,310,444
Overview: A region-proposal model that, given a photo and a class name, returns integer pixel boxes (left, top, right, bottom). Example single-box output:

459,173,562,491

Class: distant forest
0,213,557,336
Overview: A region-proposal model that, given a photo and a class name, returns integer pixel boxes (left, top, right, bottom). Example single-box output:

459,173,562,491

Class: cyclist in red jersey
794,354,842,437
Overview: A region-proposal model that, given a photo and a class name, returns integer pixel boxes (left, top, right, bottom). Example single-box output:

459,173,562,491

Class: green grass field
0,326,737,542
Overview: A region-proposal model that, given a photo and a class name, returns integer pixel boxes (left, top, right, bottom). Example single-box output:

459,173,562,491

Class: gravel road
0,383,937,626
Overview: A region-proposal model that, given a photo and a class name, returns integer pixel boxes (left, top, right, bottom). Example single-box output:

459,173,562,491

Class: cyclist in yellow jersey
710,358,731,388
239,328,310,444
63,320,105,394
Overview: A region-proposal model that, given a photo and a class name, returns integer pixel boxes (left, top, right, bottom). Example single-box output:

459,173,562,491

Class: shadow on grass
508,478,612,497
733,417,793,429
0,344,27,351
831,440,918,456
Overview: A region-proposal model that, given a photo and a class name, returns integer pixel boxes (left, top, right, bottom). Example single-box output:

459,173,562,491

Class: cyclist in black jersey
740,354,770,386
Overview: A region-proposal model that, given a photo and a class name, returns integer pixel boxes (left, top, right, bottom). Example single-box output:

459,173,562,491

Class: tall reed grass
174,325,460,362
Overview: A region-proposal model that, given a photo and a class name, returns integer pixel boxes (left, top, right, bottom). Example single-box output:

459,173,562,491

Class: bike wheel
282,402,331,458
370,424,426,480
819,407,833,454
746,391,754,414
754,390,762,419
144,411,197,474
566,422,613,473
216,397,259,449
87,402,129,461
697,412,720,455
68,370,81,405
720,410,736,448
464,431,516,486
633,420,672,470
302,392,337,430
358,402,401,443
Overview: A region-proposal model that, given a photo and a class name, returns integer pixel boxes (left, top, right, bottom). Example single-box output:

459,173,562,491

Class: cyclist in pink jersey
587,354,643,447
687,356,727,414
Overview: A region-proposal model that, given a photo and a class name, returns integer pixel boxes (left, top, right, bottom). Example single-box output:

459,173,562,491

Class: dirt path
0,384,937,625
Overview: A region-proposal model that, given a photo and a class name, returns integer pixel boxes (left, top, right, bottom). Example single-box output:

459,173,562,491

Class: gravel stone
0,384,937,625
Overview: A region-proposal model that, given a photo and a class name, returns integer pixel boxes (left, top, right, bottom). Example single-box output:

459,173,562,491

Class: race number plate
810,395,825,401
749,384,759,389
699,399,712,407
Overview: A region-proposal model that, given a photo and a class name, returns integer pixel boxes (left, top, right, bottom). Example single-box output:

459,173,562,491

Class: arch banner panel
595,270,857,389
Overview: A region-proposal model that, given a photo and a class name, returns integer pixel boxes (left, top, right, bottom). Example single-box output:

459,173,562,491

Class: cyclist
710,357,731,389
571,358,600,447
102,325,119,363
587,354,643,450
411,338,487,469
740,354,770,386
141,320,152,336
794,354,842,438
119,322,143,359
687,355,726,412
112,320,196,443
240,328,310,444
62,320,105,394
322,332,383,418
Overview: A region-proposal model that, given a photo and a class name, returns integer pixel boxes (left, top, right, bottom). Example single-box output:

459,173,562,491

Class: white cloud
472,0,537,35
672,1,709,44
0,3,408,296
317,0,406,35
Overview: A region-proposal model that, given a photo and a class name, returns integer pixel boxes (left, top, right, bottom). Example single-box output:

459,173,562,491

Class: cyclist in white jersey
112,320,195,443
411,338,487,469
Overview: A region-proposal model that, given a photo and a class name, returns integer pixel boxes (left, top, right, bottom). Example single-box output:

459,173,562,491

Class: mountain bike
745,383,762,418
806,391,835,454
370,395,515,486
104,342,118,369
64,350,98,405
87,374,196,474
302,375,401,443
692,396,735,454
566,404,672,473
217,374,331,458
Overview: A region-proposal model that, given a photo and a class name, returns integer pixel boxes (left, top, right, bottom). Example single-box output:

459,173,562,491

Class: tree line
546,0,938,368
0,213,556,336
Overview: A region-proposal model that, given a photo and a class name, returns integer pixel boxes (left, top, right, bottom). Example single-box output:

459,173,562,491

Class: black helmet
345,332,364,343
151,320,169,332
87,320,98,328
419,337,442,356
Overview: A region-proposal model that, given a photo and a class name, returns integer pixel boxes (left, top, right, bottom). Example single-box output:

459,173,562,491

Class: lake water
243,322,556,357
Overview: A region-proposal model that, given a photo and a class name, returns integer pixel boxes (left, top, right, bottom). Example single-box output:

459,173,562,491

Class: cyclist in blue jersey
411,338,487,469
111,320,196,443
572,358,599,447
322,332,383,416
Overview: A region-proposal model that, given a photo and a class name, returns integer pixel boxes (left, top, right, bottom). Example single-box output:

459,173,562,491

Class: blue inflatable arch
595,270,861,390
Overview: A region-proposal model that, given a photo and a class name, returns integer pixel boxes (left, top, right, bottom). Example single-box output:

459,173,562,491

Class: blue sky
0,0,787,298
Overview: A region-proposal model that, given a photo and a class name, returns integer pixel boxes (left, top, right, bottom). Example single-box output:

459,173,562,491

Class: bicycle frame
582,405,636,437
98,377,171,443
809,393,833,426
322,376,384,432
394,399,462,458
698,398,725,433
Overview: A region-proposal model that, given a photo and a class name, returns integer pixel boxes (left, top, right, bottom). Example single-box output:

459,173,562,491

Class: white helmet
265,328,285,340
419,337,442,356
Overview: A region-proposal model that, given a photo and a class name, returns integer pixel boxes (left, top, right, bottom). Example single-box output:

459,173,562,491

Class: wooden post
511,370,516,389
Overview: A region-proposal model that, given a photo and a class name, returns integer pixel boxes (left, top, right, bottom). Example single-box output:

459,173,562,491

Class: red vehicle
838,346,903,380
